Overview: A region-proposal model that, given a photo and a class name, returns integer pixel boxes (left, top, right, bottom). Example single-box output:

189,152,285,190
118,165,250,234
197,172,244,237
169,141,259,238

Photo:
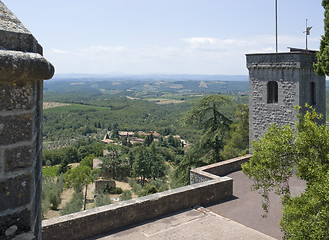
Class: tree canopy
242,106,329,238
183,95,232,163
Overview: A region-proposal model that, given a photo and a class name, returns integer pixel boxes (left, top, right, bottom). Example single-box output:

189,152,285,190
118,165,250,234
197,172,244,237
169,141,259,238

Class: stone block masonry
246,52,326,144
0,1,54,239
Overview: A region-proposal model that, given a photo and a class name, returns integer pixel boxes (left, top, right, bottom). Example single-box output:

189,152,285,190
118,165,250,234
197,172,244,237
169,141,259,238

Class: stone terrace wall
0,2,54,239
42,155,252,240
190,155,251,184
42,177,233,240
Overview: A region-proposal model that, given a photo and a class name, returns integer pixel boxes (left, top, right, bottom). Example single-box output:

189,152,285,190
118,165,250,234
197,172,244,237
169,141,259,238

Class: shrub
149,179,169,192
109,187,123,194
42,176,64,215
139,185,159,197
120,190,132,201
95,193,112,207
61,191,83,215
48,188,61,210
42,165,60,178
128,179,143,196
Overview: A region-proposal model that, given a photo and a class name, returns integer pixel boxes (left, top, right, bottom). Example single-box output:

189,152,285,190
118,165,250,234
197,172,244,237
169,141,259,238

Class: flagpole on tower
306,19,308,50
275,0,278,53
304,19,312,51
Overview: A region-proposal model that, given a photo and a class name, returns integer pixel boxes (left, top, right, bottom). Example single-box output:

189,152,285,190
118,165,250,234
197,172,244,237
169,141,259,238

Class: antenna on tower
304,19,312,51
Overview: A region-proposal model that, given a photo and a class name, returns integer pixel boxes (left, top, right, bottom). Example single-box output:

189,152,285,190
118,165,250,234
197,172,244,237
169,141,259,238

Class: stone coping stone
191,154,251,178
0,50,54,82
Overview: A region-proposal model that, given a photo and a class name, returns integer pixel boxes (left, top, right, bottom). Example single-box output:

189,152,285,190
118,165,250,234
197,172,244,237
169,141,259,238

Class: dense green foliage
242,106,329,238
221,105,249,160
100,145,130,180
133,144,167,186
43,78,248,148
42,165,60,178
43,94,199,146
314,0,329,75
64,165,94,192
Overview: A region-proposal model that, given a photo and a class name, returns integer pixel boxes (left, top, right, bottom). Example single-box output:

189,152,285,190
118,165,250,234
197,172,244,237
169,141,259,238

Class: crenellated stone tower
247,49,325,144
0,2,54,239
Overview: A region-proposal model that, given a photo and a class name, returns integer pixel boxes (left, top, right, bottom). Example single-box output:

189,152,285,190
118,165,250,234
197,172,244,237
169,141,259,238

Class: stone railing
42,155,251,240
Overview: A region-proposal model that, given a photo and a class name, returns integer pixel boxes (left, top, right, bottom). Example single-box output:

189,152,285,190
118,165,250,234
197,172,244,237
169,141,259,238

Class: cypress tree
314,0,329,75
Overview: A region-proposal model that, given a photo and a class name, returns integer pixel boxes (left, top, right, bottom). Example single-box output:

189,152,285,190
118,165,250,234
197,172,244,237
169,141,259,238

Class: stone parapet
190,155,251,184
42,177,233,240
246,52,317,70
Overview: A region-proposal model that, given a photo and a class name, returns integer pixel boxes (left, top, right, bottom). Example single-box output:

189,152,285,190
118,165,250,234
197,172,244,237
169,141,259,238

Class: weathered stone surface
4,145,33,172
0,2,54,240
0,209,31,239
0,2,30,34
246,52,326,144
0,81,35,111
0,114,32,145
0,2,42,54
0,50,54,82
31,177,41,238
0,174,31,211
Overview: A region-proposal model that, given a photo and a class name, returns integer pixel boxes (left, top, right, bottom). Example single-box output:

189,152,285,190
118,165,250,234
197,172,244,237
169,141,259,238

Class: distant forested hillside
45,78,248,95
43,79,248,148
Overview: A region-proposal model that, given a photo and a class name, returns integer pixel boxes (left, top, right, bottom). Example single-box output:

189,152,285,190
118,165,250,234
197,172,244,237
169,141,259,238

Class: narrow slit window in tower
310,82,316,105
267,81,278,103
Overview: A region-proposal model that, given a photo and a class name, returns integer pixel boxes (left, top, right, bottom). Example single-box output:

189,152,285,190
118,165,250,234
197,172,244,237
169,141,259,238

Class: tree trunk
83,184,88,210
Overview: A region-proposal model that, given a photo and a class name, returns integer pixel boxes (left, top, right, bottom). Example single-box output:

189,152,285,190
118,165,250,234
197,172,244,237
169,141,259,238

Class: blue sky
2,0,325,76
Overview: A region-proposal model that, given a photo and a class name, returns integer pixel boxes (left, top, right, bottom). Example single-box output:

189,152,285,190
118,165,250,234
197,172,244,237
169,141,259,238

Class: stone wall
246,52,325,143
190,155,251,184
0,2,54,239
42,177,233,240
95,179,116,193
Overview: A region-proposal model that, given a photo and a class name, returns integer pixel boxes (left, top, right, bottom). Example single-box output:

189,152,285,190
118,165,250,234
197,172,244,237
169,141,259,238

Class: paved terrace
87,171,305,240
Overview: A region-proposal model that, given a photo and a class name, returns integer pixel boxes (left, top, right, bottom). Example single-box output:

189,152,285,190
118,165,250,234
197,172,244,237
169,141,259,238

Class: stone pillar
0,2,54,240
246,51,325,144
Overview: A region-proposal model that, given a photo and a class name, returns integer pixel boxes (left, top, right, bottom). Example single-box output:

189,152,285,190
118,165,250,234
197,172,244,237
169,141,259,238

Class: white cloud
51,48,70,54
183,37,252,51
46,34,321,75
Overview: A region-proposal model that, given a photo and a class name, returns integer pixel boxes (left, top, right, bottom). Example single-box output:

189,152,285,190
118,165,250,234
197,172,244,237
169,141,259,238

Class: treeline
43,94,200,146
